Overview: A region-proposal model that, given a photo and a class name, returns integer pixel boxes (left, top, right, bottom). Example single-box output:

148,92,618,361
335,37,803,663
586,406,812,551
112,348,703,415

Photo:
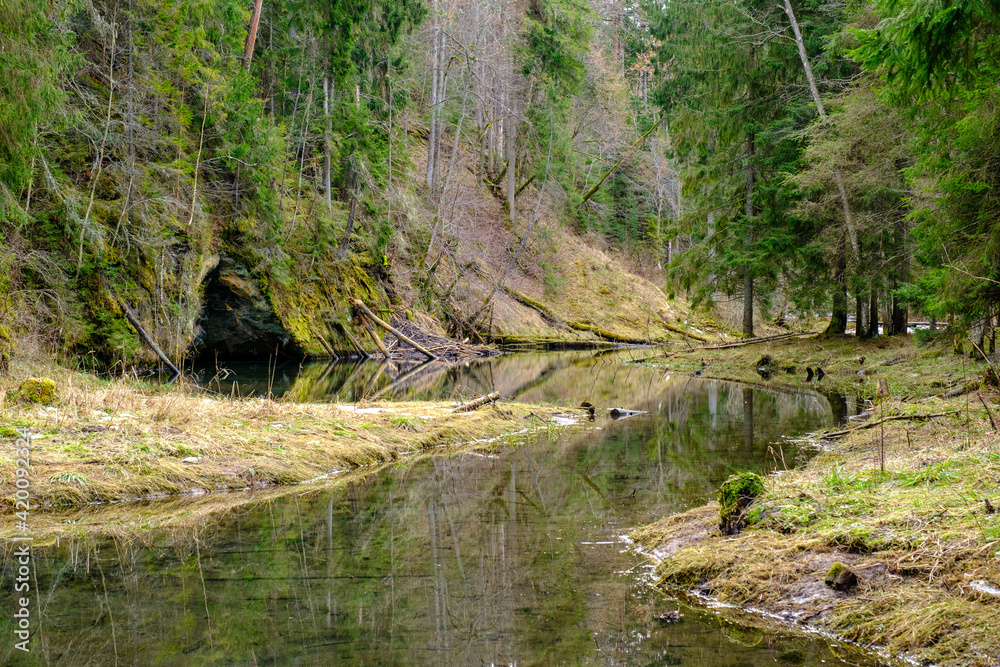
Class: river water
3,351,889,665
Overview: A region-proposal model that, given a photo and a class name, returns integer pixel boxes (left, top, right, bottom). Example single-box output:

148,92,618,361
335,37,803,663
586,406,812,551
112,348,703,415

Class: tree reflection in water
7,354,883,666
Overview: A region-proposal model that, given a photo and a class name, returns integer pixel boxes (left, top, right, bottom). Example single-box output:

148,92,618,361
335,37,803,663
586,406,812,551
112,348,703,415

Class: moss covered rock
755,354,775,379
824,562,858,591
13,377,57,405
719,472,765,535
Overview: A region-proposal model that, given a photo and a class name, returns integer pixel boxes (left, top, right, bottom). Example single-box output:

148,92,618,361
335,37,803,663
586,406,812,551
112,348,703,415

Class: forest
3,0,997,365
4,1,1000,664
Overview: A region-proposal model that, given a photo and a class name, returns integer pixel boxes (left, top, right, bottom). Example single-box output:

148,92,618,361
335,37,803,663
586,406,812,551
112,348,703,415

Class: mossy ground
633,334,1000,666
0,363,572,520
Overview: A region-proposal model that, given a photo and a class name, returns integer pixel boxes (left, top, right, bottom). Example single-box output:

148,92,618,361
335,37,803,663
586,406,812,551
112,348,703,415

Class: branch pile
382,317,498,363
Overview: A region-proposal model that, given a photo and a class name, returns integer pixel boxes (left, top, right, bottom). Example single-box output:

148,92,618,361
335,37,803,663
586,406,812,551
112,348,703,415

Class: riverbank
0,365,572,517
634,334,1000,666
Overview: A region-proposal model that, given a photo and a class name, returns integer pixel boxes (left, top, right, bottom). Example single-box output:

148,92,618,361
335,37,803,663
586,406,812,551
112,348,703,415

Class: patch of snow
551,415,579,426
336,405,385,414
969,579,1000,597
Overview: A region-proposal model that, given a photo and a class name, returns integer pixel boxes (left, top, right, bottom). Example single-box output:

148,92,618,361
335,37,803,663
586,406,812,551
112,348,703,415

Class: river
2,351,890,665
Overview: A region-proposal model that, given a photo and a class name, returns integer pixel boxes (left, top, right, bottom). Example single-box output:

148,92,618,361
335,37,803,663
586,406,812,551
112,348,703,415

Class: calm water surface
2,352,886,665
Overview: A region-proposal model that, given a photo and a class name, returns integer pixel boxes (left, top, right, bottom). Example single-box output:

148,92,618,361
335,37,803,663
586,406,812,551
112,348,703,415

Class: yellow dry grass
0,364,571,513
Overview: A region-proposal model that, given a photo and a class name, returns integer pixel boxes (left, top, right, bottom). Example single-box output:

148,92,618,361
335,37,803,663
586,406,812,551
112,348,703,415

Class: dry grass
645,331,985,401
0,363,571,513
634,336,1000,666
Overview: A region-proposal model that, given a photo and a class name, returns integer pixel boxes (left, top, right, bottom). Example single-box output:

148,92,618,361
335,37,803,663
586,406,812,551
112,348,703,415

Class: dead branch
821,411,960,439
353,299,438,360
977,392,998,431
119,300,181,381
454,391,500,413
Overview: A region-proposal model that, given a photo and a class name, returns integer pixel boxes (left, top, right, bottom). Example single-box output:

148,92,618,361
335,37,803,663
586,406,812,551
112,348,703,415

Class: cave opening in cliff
191,258,303,362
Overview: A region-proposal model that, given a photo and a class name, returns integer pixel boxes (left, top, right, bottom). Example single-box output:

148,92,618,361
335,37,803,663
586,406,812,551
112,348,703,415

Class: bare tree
242,0,265,69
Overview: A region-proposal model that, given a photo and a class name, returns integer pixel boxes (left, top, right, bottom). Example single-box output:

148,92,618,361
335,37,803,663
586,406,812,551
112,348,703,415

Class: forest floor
0,362,577,539
634,332,1000,666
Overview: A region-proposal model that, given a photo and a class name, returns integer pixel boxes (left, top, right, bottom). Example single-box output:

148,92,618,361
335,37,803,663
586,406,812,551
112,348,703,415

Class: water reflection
3,360,884,665
192,349,658,403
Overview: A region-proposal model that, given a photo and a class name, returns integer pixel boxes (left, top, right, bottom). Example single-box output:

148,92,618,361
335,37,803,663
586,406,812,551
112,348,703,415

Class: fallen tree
454,391,500,413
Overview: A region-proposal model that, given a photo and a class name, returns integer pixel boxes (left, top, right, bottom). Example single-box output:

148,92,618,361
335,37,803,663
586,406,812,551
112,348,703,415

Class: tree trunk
426,0,440,189
970,316,986,358
292,73,315,222
855,293,864,337
867,289,879,338
242,0,264,69
337,196,357,261
891,293,908,336
79,26,117,273
743,128,755,337
121,301,181,380
323,71,332,215
424,75,471,266
431,27,447,189
891,236,910,335
823,237,848,335
506,114,515,224
580,118,665,203
743,272,754,336
782,0,860,266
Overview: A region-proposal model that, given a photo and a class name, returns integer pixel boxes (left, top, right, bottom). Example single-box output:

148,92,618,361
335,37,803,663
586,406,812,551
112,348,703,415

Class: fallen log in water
454,391,501,413
567,321,651,345
334,321,370,358
658,332,813,358
609,408,647,420
361,316,392,359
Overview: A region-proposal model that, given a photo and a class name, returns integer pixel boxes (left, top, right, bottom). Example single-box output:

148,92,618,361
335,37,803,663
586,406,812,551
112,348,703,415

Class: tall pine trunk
426,0,439,189
507,115,515,224
855,294,865,337
823,235,848,334
743,125,755,336
867,289,879,338
782,0,859,266
891,284,908,336
242,0,264,69
323,70,332,215
890,231,910,336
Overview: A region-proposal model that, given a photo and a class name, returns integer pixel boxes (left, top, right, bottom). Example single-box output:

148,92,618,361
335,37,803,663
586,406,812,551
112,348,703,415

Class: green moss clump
719,471,765,535
12,377,57,405
825,562,858,591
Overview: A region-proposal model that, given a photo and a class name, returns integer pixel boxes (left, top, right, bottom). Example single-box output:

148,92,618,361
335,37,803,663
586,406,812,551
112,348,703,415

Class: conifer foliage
1,0,997,360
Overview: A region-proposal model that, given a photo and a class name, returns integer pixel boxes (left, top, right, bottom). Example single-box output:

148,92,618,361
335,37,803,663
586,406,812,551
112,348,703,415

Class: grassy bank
0,365,571,517
634,334,1000,666
644,331,991,401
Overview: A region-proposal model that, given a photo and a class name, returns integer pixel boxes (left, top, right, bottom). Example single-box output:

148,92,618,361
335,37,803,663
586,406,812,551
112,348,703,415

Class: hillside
0,0,699,369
